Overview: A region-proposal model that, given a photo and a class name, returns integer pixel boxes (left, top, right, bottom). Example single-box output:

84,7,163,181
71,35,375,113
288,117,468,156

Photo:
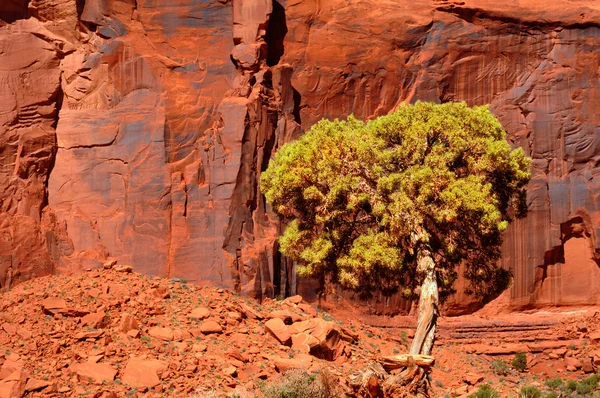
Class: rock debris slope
1,0,600,312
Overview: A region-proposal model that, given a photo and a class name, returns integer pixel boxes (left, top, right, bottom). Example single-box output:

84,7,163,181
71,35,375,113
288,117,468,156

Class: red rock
113,265,133,273
297,304,317,317
189,307,210,320
291,333,319,354
0,370,28,398
24,378,51,392
15,328,31,340
565,357,582,369
0,324,16,336
148,327,173,342
223,366,237,377
74,331,104,340
582,358,595,373
59,308,90,317
239,304,263,320
285,295,303,304
265,318,292,346
590,332,600,343
290,318,342,360
70,362,116,384
103,260,117,269
121,358,167,388
273,354,312,373
127,329,140,339
200,320,223,335
81,311,108,329
41,298,66,315
151,285,170,299
172,329,192,341
0,360,22,380
464,373,483,386
118,313,138,333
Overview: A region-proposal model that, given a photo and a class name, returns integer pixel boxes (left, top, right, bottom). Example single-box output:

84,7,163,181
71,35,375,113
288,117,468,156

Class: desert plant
491,360,509,376
511,352,527,372
545,393,557,398
260,369,335,398
581,374,600,389
518,386,541,398
468,384,500,398
575,382,593,395
566,380,578,392
544,378,563,390
262,102,531,357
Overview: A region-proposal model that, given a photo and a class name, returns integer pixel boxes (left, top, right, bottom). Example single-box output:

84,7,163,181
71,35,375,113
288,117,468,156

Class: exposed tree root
348,355,434,398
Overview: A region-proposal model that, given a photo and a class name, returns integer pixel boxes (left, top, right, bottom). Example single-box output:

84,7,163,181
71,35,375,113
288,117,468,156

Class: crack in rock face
1,0,600,315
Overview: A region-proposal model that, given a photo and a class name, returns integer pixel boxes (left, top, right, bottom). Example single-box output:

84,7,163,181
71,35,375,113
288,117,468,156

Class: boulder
70,362,117,384
148,327,173,341
265,318,292,346
121,358,167,388
200,320,223,335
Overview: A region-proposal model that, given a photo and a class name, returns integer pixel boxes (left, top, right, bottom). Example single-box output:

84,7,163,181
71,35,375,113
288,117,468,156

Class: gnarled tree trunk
410,246,439,356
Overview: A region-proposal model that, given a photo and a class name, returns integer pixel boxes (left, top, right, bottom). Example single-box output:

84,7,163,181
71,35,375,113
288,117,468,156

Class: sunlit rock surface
1,0,600,314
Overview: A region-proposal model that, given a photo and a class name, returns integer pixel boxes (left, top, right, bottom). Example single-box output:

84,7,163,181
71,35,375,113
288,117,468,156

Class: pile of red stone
0,265,375,397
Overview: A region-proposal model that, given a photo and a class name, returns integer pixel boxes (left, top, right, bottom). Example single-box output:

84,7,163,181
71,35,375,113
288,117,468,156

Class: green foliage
262,102,531,299
566,380,578,392
468,384,500,398
511,352,527,372
545,393,557,398
490,360,509,376
260,370,335,398
581,374,600,389
576,382,593,395
544,378,563,390
518,386,541,398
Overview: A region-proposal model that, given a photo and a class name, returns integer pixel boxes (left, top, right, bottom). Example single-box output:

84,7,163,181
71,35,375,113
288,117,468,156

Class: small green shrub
575,382,593,395
581,374,600,388
490,360,509,376
566,380,578,392
518,386,541,398
511,352,527,372
545,393,557,398
261,369,335,398
544,378,563,390
468,384,500,398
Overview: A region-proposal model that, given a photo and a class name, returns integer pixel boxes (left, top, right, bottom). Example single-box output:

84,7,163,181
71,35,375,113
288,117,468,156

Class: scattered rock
189,307,211,320
113,264,133,273
464,373,483,386
122,358,167,388
200,320,223,335
70,363,117,384
274,354,313,372
41,298,67,315
118,313,139,333
265,318,292,346
148,327,173,341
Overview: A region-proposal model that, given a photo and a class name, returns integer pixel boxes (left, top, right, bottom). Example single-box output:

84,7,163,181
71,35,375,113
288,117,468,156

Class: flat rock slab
148,327,173,341
122,358,167,388
70,362,116,384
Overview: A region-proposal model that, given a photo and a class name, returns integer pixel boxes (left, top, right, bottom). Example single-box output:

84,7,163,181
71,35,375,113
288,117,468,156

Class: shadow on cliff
0,0,29,23
265,0,286,67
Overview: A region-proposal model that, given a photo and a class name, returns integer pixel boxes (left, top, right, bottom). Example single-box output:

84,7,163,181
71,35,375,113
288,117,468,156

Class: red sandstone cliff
1,0,600,314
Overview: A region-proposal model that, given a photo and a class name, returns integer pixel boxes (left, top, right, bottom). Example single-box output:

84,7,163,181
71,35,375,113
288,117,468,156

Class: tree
261,102,531,357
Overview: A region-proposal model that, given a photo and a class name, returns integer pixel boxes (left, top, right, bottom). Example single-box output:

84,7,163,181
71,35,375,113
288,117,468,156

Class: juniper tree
261,102,531,356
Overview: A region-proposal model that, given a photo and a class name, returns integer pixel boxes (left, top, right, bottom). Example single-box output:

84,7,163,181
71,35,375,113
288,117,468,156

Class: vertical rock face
1,0,600,314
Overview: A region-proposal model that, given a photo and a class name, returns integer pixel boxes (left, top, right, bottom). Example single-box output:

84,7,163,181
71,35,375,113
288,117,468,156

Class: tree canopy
261,102,531,303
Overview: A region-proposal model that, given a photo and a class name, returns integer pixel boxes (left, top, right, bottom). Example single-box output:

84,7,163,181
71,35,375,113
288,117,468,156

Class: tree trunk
409,247,439,356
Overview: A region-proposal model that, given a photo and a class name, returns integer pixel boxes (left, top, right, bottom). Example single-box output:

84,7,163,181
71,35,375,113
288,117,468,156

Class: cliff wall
1,0,600,314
